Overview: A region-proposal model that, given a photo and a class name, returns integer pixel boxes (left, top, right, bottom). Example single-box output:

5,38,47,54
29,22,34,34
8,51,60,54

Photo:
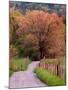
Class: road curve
9,61,47,89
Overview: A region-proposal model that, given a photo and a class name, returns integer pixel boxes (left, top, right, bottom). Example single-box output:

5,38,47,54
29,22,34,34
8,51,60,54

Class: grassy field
35,67,65,86
9,58,31,76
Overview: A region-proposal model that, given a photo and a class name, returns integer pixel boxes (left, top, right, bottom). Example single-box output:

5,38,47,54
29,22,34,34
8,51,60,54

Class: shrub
28,48,40,61
10,45,18,59
35,67,65,86
9,58,31,76
9,70,14,76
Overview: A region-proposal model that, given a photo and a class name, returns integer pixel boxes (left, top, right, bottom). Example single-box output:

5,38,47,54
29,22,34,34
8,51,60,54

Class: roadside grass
9,58,31,76
35,67,65,86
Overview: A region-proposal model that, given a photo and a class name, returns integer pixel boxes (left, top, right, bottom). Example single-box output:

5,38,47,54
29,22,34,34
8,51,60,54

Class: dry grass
40,57,65,69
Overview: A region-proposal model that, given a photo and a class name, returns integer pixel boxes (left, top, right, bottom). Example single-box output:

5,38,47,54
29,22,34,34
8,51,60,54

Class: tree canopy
9,9,65,60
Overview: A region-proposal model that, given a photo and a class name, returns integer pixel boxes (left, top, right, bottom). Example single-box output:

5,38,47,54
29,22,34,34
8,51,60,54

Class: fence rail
39,63,65,80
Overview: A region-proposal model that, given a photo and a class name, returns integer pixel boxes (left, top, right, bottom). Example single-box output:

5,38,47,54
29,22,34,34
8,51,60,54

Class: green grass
35,67,65,86
9,58,31,76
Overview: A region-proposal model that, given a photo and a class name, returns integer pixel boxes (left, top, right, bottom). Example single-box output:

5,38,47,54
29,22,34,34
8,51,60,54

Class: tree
26,11,65,58
9,8,23,58
16,15,39,58
25,10,51,58
9,8,22,45
46,13,65,57
16,10,65,59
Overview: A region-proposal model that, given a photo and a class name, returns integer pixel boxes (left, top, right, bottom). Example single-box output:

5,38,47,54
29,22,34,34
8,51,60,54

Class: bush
9,70,14,76
9,58,31,76
35,67,65,86
10,45,18,59
28,48,40,61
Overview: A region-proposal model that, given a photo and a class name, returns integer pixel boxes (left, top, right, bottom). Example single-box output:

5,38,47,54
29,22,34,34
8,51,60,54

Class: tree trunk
39,47,43,59
38,39,45,59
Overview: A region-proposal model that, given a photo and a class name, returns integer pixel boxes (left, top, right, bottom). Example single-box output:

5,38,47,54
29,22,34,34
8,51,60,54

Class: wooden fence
39,63,65,80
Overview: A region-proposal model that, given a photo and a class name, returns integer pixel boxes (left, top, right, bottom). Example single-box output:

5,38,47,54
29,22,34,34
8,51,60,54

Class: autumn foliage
10,9,65,60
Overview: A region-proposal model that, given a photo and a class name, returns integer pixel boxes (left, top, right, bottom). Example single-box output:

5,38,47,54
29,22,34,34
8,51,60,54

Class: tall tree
9,9,22,58
16,10,65,59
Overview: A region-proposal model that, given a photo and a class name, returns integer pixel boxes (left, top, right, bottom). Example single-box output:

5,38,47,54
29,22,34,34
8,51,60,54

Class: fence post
57,64,59,76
